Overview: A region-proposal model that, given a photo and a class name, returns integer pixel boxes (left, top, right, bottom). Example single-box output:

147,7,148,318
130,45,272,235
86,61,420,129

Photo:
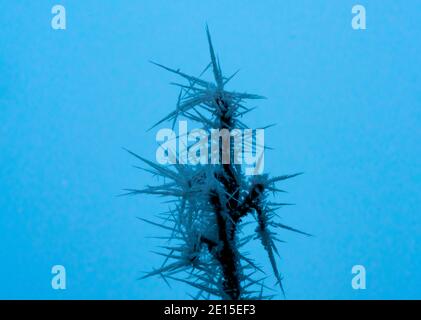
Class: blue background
0,0,420,299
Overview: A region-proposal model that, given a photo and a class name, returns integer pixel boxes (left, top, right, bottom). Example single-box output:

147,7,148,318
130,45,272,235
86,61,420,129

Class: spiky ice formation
124,27,311,300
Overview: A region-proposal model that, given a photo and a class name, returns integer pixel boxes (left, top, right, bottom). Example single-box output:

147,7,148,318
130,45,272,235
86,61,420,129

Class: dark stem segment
216,97,242,299
209,190,241,300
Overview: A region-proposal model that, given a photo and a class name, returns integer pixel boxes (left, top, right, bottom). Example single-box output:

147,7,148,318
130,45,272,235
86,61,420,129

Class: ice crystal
124,27,311,300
